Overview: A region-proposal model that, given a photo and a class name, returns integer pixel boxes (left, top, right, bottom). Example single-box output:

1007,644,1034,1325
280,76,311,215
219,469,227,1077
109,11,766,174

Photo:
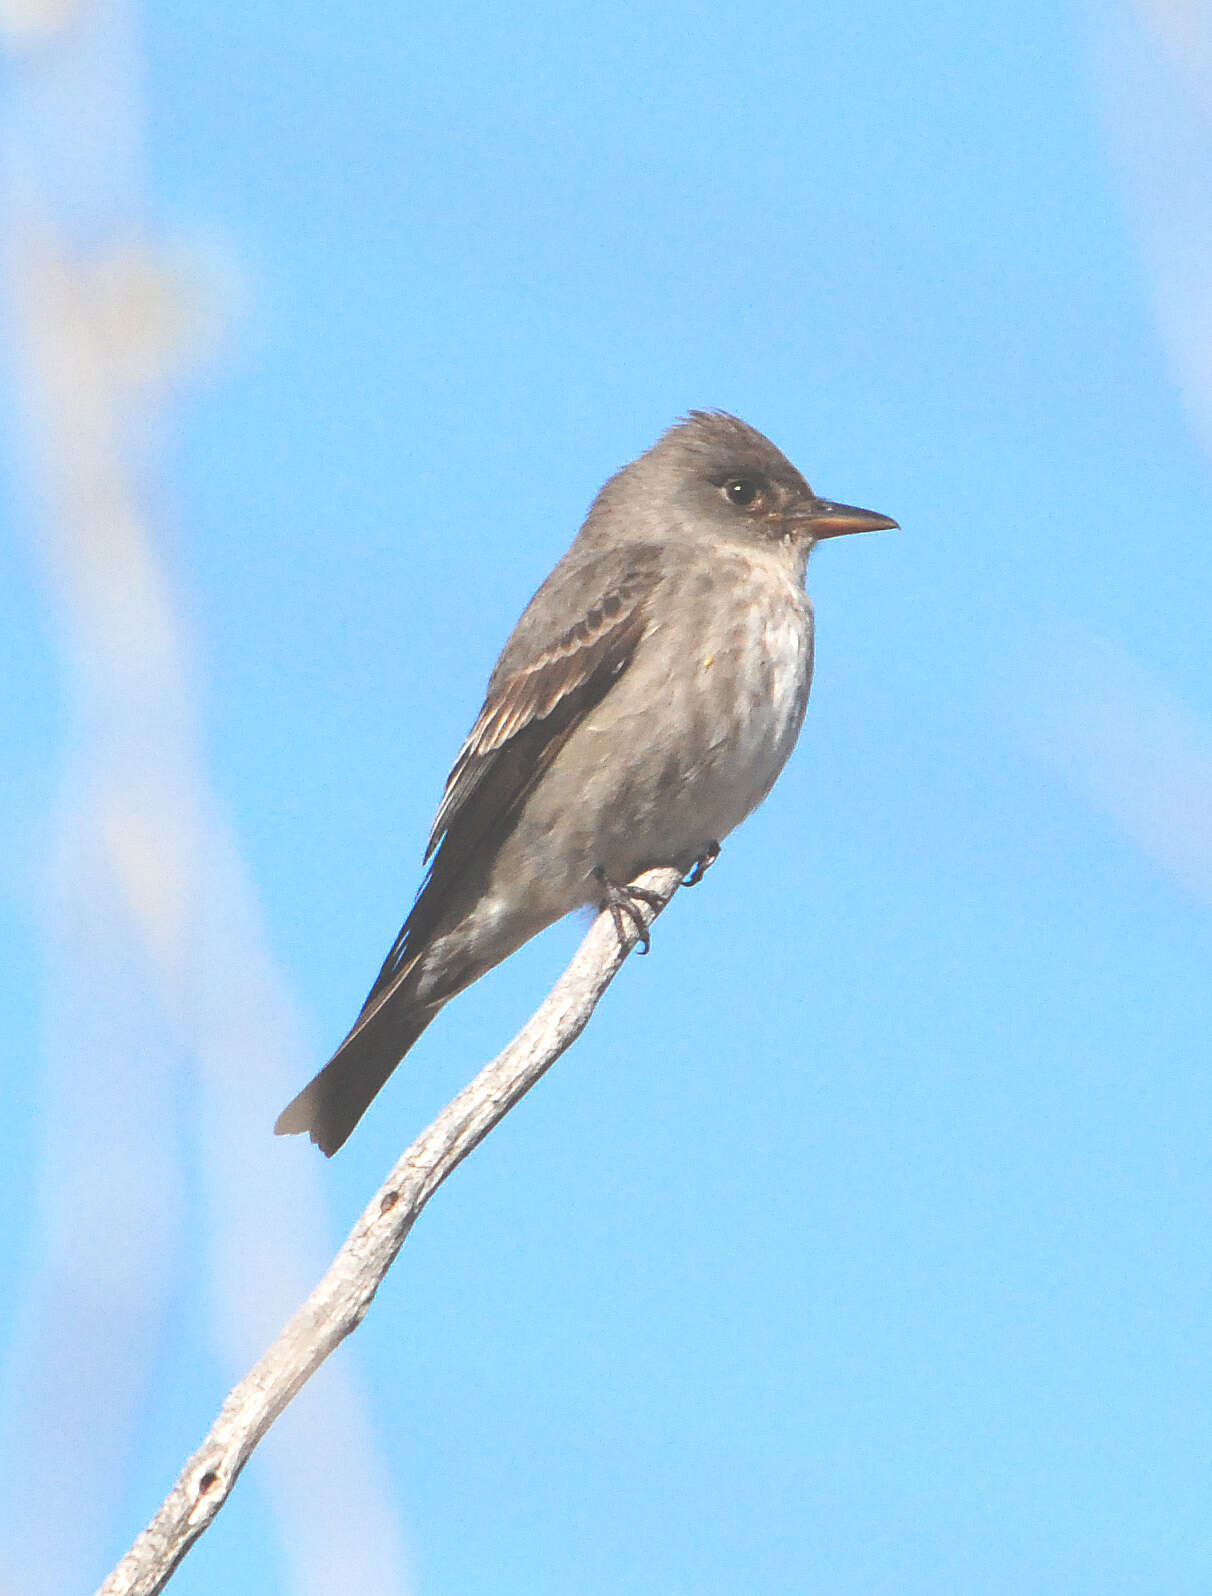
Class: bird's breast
582,549,814,865
677,556,814,824
491,549,815,905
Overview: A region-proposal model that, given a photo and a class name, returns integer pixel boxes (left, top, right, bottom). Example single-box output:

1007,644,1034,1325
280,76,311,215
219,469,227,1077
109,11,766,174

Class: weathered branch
95,867,683,1596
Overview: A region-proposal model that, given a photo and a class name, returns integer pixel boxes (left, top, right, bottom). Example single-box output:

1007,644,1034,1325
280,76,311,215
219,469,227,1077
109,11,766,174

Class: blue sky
3,1,1212,1593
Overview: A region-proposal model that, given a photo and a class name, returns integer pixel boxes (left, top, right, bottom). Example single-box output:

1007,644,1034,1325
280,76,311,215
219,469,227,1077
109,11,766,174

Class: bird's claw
594,867,666,954
682,840,720,888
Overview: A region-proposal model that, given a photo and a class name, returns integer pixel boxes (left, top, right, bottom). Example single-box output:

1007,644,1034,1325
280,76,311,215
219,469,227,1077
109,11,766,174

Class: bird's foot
682,840,720,888
593,867,667,954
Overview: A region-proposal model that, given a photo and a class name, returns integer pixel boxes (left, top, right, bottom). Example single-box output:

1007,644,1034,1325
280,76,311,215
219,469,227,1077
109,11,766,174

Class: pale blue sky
3,2,1212,1593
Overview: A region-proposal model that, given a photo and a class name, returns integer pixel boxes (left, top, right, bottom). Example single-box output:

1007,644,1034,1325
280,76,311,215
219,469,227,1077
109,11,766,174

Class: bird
275,411,895,1154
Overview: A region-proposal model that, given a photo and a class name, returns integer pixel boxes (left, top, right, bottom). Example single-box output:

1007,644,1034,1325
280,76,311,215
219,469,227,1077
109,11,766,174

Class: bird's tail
274,995,442,1156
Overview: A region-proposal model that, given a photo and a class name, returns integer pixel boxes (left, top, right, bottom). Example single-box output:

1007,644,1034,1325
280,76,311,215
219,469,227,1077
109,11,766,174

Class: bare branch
95,866,683,1596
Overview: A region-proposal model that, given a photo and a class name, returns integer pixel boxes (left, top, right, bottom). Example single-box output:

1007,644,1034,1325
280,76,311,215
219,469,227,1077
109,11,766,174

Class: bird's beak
791,498,899,539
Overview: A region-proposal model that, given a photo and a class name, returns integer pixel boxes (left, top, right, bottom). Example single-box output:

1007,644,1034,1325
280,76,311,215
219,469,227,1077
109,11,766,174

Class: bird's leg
682,840,720,888
593,866,667,955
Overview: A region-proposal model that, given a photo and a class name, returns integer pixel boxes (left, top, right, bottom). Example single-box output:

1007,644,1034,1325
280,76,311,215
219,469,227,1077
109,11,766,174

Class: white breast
689,564,814,841
504,545,816,895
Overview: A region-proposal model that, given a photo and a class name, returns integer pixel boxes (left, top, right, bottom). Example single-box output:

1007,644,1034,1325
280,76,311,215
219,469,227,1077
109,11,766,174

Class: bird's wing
358,545,664,1015
425,554,660,860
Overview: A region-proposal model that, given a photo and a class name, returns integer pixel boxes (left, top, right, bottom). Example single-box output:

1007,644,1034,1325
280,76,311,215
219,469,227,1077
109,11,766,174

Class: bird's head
582,410,896,570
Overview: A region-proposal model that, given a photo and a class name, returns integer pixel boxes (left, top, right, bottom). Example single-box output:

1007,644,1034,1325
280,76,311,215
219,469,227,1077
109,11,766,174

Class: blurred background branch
1,4,409,1592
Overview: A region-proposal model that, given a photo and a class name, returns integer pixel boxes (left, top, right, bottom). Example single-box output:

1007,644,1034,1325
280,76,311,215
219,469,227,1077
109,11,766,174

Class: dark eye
723,477,762,509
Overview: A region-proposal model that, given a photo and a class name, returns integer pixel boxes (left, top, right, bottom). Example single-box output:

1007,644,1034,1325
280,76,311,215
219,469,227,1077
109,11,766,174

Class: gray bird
276,411,895,1154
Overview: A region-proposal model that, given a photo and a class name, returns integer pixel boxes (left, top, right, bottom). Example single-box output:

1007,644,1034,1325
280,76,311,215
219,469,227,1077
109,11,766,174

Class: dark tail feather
274,999,440,1156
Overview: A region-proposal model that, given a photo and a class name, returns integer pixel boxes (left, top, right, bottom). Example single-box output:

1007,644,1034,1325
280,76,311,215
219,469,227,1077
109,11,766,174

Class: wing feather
356,549,663,1020
425,578,649,859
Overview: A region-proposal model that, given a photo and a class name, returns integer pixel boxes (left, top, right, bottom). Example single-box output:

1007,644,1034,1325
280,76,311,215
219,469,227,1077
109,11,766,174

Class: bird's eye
723,478,762,509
